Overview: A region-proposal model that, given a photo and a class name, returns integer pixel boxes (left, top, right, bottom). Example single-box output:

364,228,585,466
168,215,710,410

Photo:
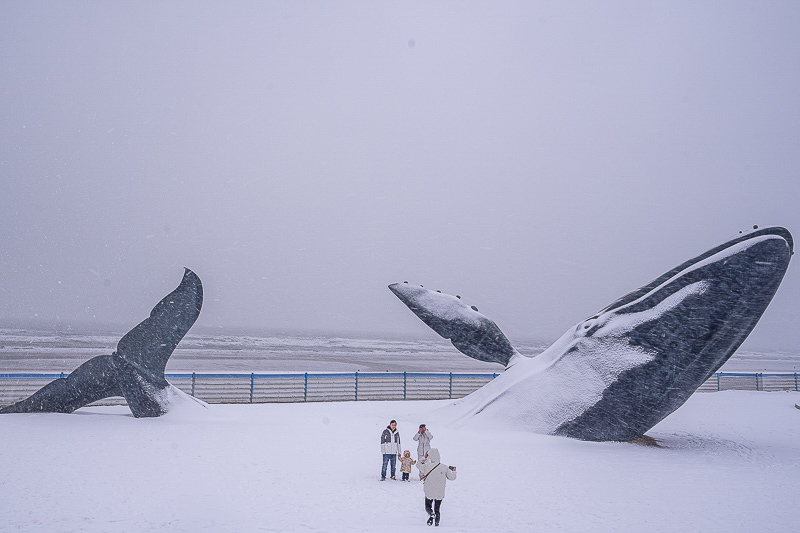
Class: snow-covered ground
1,390,798,532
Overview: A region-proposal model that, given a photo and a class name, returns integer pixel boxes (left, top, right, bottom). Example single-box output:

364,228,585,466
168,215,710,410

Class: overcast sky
1,1,799,351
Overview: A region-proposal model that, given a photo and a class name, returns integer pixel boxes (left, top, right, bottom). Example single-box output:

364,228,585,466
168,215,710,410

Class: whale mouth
553,227,793,441
599,226,792,316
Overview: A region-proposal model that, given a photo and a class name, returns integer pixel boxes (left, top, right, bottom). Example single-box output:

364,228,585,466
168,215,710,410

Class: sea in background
1,325,798,374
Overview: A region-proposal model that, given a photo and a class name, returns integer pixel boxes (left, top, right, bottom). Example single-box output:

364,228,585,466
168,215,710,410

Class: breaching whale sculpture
389,226,793,441
0,268,203,418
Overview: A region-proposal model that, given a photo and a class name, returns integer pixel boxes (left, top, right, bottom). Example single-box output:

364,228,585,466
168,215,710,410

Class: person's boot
427,514,434,526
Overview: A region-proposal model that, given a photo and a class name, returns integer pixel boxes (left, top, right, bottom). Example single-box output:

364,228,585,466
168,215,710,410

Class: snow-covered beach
2,329,799,531
1,389,798,532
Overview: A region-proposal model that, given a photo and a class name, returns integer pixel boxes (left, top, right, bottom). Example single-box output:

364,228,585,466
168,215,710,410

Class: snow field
1,390,799,532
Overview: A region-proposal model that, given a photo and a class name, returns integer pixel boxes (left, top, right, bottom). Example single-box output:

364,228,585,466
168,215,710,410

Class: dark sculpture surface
389,227,793,441
388,283,516,365
1,268,203,418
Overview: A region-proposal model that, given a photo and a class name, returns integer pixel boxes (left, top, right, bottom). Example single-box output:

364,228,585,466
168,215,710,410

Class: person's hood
428,448,441,464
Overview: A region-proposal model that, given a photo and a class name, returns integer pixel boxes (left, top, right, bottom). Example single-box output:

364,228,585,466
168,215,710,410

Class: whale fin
115,268,203,385
388,283,517,365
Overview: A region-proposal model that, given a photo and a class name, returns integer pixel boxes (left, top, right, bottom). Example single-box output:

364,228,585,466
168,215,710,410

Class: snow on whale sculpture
389,226,794,441
0,268,204,417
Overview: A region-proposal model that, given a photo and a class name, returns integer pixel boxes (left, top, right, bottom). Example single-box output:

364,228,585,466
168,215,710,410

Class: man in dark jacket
380,419,401,480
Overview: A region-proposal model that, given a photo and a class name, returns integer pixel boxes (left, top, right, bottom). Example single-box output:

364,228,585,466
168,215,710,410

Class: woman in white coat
413,423,433,462
417,448,457,527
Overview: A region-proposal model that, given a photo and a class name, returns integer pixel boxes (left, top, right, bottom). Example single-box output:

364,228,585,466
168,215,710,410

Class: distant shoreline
1,328,797,373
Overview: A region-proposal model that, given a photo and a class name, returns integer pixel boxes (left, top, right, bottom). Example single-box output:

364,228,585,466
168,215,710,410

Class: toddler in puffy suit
399,450,416,481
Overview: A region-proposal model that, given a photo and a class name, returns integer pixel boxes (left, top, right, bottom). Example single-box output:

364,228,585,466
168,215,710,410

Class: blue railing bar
249,373,254,403
299,372,360,379
167,373,309,379
304,372,308,402
0,371,503,380
191,372,196,396
403,371,407,400
0,373,66,379
0,371,800,378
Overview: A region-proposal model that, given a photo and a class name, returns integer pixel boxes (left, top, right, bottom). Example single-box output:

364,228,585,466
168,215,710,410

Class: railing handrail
1,371,797,379
0,371,503,379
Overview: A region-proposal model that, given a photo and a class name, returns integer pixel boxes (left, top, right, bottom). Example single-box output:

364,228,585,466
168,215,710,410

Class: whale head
547,226,793,440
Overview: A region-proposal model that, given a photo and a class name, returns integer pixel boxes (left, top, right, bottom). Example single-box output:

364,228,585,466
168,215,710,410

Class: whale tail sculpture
0,268,203,418
389,227,793,441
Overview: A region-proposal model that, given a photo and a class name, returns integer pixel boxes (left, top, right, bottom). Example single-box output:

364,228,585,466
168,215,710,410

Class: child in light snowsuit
399,450,416,481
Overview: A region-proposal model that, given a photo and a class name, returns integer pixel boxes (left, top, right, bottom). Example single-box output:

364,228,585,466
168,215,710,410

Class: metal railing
0,371,500,406
0,371,797,407
696,372,800,392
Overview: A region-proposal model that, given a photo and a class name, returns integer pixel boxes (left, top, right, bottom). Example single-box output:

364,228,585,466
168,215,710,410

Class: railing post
449,372,453,399
60,372,64,379
355,371,359,401
304,372,308,402
795,373,798,392
250,373,254,403
756,373,761,391
403,371,407,401
716,373,720,392
191,372,196,396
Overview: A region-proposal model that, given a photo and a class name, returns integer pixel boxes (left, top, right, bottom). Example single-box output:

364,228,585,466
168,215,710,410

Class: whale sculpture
389,227,793,441
1,268,203,418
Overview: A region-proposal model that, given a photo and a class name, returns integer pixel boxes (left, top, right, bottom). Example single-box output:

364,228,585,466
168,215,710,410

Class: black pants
402,472,409,481
425,498,442,519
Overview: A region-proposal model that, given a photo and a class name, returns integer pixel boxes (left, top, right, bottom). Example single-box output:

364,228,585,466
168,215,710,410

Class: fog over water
2,2,799,355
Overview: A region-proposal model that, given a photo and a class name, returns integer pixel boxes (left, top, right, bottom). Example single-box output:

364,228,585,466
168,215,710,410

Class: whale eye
403,281,408,284
456,295,461,299
436,290,441,293
471,305,479,312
